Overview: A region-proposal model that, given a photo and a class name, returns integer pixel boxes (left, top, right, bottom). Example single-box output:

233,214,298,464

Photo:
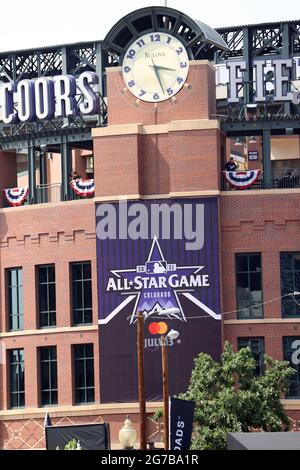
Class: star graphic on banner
108,236,219,324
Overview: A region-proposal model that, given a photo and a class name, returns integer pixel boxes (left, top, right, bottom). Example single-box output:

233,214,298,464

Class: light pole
137,310,179,451
137,311,147,450
161,329,180,450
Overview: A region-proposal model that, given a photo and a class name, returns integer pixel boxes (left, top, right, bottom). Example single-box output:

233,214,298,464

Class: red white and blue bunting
3,187,29,206
224,170,261,189
70,178,95,197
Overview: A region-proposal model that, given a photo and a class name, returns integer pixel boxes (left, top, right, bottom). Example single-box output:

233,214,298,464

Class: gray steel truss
0,41,107,146
0,9,298,150
215,20,300,62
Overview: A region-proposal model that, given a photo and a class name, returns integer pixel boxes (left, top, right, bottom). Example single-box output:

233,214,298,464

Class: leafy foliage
64,439,79,450
180,341,295,450
152,408,163,422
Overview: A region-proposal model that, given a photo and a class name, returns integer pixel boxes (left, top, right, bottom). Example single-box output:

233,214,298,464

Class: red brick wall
221,192,300,322
1,331,99,410
107,62,216,126
225,323,300,360
94,134,140,197
72,149,88,179
221,192,300,425
94,129,222,197
0,151,17,208
93,61,221,198
0,200,99,411
168,129,221,193
0,412,160,450
1,53,300,449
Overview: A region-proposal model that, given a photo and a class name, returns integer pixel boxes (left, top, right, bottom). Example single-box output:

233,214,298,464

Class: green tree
64,439,82,450
180,341,295,450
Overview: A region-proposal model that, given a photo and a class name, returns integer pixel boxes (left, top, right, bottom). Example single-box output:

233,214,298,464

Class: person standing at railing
68,171,83,200
69,171,81,181
223,157,239,191
224,157,238,172
278,169,292,188
290,169,300,188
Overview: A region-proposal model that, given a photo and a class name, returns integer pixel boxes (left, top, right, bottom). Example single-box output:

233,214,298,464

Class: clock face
122,32,189,103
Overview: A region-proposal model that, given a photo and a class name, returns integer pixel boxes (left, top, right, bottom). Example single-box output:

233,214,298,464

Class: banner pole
161,336,169,450
137,311,147,450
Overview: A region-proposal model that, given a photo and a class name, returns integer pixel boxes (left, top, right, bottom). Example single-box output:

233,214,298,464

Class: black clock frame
102,6,228,65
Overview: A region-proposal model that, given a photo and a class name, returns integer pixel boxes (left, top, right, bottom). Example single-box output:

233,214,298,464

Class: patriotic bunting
70,178,95,197
224,170,261,189
4,187,29,206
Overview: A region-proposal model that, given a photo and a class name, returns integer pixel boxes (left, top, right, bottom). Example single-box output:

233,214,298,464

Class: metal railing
69,188,94,201
36,183,95,203
36,183,63,203
272,169,300,189
221,169,300,191
2,182,95,207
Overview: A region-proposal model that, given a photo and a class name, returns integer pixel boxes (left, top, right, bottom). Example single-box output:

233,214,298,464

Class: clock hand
152,65,176,72
150,59,165,95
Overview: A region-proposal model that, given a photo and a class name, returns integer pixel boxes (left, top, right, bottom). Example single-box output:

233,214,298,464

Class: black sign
248,151,259,161
170,397,195,451
45,423,110,450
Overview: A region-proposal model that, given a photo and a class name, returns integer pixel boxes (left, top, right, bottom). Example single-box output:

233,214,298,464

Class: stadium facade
0,6,300,448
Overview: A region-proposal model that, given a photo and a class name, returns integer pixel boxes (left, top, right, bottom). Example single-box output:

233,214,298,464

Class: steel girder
0,15,298,148
0,41,107,146
215,20,300,119
0,41,103,81
215,20,300,62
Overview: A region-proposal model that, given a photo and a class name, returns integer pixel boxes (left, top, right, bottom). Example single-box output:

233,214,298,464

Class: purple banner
96,197,222,403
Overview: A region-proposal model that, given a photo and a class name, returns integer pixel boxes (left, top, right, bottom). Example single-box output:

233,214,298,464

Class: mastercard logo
148,322,168,335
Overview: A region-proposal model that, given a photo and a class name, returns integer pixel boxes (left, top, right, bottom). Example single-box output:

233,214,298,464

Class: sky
1,0,299,52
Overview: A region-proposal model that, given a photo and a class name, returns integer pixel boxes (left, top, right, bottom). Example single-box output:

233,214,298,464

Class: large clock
122,32,189,103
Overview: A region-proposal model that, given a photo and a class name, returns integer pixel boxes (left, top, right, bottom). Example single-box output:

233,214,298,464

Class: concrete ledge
169,190,220,198
168,119,220,132
140,124,168,134
92,119,220,138
0,198,94,214
93,191,220,203
224,318,300,325
106,66,122,72
282,400,300,410
92,188,300,201
0,399,296,419
221,188,300,196
92,123,143,137
93,194,141,203
0,402,163,420
0,325,98,338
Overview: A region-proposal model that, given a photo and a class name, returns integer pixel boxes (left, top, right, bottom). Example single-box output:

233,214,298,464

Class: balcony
221,169,300,191
36,183,63,204
3,182,94,208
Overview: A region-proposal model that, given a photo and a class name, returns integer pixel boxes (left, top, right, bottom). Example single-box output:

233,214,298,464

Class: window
73,344,94,404
9,349,25,408
40,347,58,406
283,337,300,398
236,254,263,319
238,337,265,376
280,253,300,317
38,265,56,328
7,268,23,330
71,262,92,325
